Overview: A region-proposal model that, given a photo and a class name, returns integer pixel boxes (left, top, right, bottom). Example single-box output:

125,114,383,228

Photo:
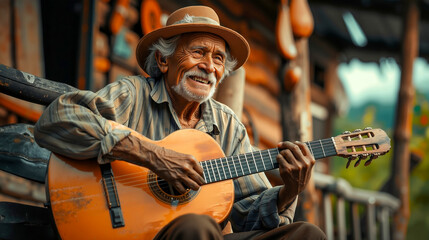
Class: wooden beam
390,0,419,239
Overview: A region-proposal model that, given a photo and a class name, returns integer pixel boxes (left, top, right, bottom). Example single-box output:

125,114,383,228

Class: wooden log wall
0,0,45,125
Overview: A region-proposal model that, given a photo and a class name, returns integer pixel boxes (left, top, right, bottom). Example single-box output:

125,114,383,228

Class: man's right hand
146,146,206,193
106,121,205,194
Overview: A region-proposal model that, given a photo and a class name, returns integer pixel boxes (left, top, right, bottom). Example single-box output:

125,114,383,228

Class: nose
197,55,215,74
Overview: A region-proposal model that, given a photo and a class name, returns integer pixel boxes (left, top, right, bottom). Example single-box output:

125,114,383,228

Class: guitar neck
201,137,337,184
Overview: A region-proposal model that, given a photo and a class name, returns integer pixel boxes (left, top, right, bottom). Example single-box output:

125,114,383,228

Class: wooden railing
314,172,400,240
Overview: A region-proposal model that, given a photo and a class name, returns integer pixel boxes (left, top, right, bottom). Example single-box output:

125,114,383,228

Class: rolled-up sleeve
231,179,297,231
34,78,140,163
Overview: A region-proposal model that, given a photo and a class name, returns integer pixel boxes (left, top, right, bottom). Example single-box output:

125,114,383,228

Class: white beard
172,70,217,103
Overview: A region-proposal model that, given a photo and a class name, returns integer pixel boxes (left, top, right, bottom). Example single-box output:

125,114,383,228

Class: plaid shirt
35,76,296,232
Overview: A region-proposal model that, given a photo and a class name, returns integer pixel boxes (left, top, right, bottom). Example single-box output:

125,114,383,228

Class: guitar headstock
333,127,391,168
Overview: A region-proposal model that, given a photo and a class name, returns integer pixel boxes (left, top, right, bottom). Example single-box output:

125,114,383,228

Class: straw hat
136,6,250,72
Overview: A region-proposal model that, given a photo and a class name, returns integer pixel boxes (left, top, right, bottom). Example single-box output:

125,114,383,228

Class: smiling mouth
189,75,211,84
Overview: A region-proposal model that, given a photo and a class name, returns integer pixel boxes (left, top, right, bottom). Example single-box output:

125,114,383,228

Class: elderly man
35,5,325,240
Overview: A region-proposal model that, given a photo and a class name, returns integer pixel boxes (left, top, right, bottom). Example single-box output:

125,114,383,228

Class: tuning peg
353,129,362,133
364,154,378,166
346,158,352,169
364,127,372,130
354,154,368,167
342,130,351,134
354,157,362,167
364,159,373,166
346,155,358,169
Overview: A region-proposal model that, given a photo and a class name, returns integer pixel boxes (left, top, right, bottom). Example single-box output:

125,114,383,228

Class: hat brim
136,23,250,74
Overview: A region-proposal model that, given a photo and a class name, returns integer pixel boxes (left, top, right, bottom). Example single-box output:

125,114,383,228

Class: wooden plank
0,94,42,122
0,0,12,66
243,104,282,148
4,0,45,118
14,0,44,77
244,83,280,122
247,42,280,75
243,62,279,95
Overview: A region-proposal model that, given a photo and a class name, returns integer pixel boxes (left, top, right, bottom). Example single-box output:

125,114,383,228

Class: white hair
143,15,237,80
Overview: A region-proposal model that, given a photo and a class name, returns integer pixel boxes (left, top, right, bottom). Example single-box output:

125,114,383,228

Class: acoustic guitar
46,127,390,239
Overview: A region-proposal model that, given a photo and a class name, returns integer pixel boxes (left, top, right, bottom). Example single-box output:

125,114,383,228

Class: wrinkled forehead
177,32,227,51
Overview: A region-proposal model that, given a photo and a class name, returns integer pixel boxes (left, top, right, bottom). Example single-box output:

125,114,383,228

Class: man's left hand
276,141,315,211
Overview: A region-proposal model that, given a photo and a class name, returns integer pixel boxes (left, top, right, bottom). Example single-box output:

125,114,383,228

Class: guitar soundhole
148,171,199,205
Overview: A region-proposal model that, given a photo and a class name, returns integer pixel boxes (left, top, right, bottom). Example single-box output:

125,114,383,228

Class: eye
213,55,224,65
192,49,204,57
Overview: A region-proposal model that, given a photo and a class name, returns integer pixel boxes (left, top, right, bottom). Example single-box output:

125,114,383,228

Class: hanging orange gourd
140,0,162,35
290,0,314,37
283,65,301,92
275,0,297,60
110,0,130,35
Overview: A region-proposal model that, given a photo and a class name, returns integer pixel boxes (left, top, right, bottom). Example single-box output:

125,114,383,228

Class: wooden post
214,67,245,119
390,0,419,239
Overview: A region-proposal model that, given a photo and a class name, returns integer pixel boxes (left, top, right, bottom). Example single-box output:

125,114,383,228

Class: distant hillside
347,101,396,130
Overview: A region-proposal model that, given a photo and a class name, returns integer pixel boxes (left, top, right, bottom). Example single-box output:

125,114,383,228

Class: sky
338,58,429,107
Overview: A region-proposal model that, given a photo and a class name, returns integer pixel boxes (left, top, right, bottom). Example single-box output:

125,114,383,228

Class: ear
155,51,169,73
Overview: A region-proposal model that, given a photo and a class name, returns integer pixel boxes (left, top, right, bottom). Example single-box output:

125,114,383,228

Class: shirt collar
149,77,170,104
197,99,220,136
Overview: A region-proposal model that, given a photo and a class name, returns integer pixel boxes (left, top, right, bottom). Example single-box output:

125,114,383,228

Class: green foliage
407,134,429,239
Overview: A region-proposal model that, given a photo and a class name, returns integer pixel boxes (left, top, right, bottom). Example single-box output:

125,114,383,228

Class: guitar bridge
100,163,125,228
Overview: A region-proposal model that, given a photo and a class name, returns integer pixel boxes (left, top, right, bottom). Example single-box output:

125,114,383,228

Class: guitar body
47,129,234,240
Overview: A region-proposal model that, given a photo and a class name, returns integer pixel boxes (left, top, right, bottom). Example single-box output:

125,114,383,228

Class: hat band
172,14,220,26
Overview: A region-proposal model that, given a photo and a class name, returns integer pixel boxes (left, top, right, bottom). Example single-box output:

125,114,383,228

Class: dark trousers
154,214,326,240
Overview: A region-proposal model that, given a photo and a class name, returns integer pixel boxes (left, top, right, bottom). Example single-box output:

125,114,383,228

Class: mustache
183,71,216,84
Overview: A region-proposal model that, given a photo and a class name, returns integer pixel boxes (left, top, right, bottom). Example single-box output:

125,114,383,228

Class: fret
237,155,246,175
218,158,227,180
251,152,259,172
331,137,336,151
203,161,212,183
243,153,252,174
222,157,232,179
209,160,217,182
201,161,207,182
274,148,280,168
215,159,225,181
330,137,337,156
259,150,267,170
319,139,326,157
307,142,314,157
231,155,239,177
267,149,274,168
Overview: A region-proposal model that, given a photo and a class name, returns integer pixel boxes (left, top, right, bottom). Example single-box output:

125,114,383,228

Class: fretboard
200,137,337,184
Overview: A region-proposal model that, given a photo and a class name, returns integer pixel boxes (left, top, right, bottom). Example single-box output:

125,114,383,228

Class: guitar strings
104,145,337,190
104,139,337,188
101,147,337,193
54,139,338,192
